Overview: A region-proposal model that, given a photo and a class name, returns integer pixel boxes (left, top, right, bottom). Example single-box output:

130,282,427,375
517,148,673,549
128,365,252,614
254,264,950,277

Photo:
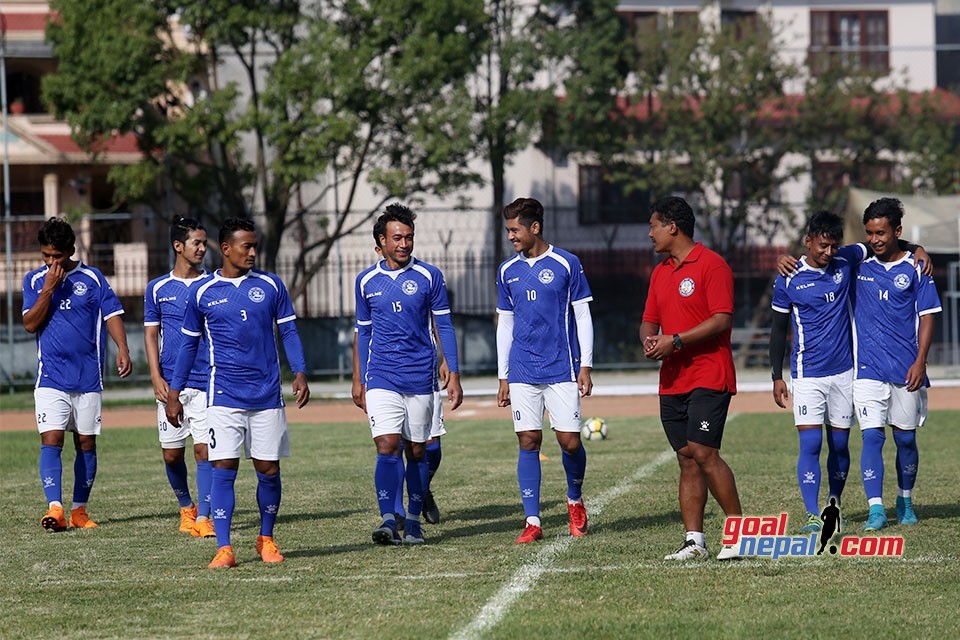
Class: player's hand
351,378,366,411
773,379,789,409
643,334,673,361
446,372,463,411
438,360,450,389
776,255,800,277
43,261,66,292
497,379,510,407
914,248,933,276
577,367,593,397
116,349,132,378
165,390,184,428
292,372,310,408
152,375,170,403
905,360,926,392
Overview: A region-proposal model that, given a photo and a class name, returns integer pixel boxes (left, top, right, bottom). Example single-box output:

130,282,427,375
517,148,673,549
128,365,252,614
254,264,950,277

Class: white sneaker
664,539,710,561
716,544,741,561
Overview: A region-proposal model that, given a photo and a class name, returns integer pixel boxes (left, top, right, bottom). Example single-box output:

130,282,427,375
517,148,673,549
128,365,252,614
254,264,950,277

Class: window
810,11,889,75
721,10,759,41
578,165,650,225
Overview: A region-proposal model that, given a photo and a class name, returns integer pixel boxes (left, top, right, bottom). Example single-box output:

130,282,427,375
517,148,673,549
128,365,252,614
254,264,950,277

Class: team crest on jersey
402,280,418,295
894,273,910,290
679,277,695,297
538,269,555,284
833,272,843,284
248,287,266,303
72,282,88,296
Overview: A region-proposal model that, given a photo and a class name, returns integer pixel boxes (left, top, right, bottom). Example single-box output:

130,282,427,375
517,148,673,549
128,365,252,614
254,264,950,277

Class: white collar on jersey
376,257,418,280
214,269,253,286
519,244,555,267
167,270,207,284
865,252,913,271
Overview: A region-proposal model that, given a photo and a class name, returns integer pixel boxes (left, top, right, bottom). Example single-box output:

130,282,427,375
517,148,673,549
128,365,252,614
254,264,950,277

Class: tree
43,0,487,299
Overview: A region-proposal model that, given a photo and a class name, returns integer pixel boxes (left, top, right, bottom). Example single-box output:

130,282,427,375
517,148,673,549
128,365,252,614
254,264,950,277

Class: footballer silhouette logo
72,282,88,296
402,280,418,295
248,287,266,303
894,273,910,290
538,268,555,284
679,278,695,297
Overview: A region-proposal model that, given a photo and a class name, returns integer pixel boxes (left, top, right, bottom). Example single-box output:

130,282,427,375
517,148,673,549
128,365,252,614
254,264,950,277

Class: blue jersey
496,245,593,385
771,244,865,379
173,270,302,410
852,253,942,384
355,258,455,395
22,263,124,392
144,272,209,391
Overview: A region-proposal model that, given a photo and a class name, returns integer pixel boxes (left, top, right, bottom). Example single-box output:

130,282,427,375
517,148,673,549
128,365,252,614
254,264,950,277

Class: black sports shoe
422,491,440,525
372,520,402,546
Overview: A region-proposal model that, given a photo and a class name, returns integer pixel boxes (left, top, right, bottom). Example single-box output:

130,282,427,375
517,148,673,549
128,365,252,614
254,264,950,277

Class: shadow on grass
597,510,684,533
276,508,366,525
429,499,564,541
282,542,374,559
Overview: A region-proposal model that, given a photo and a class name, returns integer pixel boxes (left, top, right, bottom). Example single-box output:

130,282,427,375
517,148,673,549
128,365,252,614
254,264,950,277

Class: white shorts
157,388,210,447
508,382,581,433
366,388,434,443
206,406,289,461
854,379,927,430
34,388,102,435
792,369,854,428
430,390,446,439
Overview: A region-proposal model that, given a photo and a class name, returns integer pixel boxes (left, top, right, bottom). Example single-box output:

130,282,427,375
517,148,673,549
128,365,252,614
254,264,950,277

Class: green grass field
2,409,959,639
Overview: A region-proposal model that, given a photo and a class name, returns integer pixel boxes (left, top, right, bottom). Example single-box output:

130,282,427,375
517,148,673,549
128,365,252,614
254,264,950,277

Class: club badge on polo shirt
679,277,695,297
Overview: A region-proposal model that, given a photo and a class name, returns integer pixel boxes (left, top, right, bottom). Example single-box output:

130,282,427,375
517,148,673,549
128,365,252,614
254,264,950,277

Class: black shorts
660,388,732,451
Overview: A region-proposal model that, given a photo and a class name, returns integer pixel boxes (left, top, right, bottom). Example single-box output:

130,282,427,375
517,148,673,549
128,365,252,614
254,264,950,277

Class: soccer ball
581,417,608,441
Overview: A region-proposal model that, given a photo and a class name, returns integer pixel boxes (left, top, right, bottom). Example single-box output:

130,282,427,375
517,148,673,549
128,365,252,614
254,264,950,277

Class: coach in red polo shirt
640,196,743,562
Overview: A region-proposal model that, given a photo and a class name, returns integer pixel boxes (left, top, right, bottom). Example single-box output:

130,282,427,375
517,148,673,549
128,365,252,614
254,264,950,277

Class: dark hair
806,210,844,242
863,197,904,228
37,217,75,252
651,196,695,238
375,203,416,242
170,216,205,249
219,217,256,245
502,198,544,230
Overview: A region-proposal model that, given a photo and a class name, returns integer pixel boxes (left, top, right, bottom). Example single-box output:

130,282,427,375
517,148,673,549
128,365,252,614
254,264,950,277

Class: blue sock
394,448,406,518
517,449,542,519
72,447,97,505
374,454,400,519
210,467,237,548
196,461,212,518
256,471,282,537
405,455,429,518
826,428,850,502
165,459,194,508
892,429,918,492
797,428,822,514
861,429,886,502
426,439,442,489
39,445,63,505
561,444,587,502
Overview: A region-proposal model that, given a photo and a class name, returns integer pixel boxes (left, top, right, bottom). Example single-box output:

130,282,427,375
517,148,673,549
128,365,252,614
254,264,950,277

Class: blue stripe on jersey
496,246,593,385
852,253,942,384
22,263,124,392
355,257,454,394
144,272,209,390
770,246,863,379
178,270,298,410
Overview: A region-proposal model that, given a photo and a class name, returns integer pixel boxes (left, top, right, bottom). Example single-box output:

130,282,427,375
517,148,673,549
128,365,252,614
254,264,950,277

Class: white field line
448,448,676,640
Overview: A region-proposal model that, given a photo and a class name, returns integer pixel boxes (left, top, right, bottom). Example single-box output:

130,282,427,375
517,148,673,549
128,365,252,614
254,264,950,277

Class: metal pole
2,13,15,393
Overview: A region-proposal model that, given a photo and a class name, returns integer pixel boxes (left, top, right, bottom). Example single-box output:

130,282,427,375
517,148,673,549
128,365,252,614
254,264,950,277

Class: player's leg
890,385,925,525
206,406,244,568
366,389,404,545
512,383,545,543
422,389,445,525
854,379,889,531
36,388,68,531
546,382,588,537
250,408,290,562
183,388,214,537
824,368,854,525
69,392,102,529
158,397,195,533
399,393,433,544
791,376,828,531
393,439,406,527
660,392,709,560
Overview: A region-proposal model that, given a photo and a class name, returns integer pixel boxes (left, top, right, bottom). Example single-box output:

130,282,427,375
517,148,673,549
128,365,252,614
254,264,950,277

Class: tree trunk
492,152,506,273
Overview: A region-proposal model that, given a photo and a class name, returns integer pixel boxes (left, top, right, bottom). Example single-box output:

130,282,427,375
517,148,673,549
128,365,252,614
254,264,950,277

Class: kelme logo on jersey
538,269,555,284
248,287,266,303
72,282,88,296
402,280,418,295
894,273,910,290
678,277,695,297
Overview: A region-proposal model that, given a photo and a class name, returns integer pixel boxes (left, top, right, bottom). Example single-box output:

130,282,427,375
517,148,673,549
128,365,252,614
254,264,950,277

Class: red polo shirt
642,242,737,395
